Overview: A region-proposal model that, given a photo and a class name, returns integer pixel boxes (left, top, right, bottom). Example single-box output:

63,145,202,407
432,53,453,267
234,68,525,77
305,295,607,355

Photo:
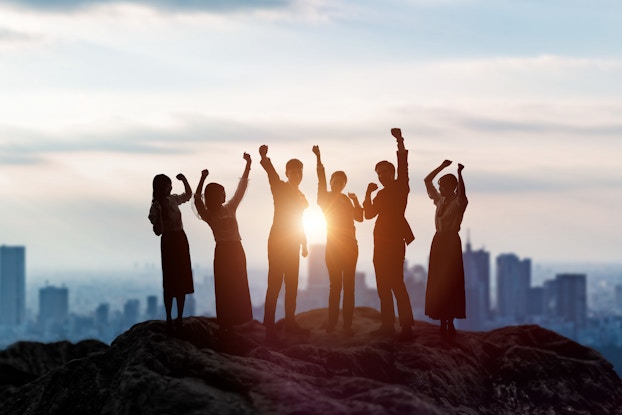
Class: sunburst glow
303,207,327,244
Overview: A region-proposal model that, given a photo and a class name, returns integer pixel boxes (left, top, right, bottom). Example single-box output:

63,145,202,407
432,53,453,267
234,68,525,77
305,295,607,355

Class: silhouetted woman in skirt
424,160,468,336
149,173,194,331
194,153,253,331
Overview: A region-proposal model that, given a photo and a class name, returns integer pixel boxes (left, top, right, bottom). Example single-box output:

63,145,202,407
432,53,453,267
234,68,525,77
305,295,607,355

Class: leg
326,246,342,331
341,243,358,332
373,246,396,330
164,294,173,321
175,295,185,327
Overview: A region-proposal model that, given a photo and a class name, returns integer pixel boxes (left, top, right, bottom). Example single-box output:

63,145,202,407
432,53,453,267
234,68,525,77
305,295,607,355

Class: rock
1,307,620,414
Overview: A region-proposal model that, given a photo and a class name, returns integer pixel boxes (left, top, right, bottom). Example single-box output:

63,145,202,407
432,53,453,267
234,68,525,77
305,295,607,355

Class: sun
303,207,327,244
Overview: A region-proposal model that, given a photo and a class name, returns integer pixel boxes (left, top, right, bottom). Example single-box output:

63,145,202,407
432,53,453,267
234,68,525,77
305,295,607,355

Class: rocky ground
1,307,621,414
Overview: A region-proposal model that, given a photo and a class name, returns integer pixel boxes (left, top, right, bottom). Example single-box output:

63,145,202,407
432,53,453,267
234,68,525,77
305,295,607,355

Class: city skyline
0,0,620,275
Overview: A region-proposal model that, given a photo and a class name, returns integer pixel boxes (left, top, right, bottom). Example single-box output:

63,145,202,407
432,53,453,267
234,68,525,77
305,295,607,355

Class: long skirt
161,230,194,297
214,241,253,326
425,231,466,320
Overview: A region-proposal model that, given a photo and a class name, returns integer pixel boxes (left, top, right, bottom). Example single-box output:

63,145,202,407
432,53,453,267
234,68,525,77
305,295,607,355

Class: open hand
301,245,308,258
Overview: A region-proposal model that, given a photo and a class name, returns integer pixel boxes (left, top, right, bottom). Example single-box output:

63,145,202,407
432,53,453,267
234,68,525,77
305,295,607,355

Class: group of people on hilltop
148,128,468,342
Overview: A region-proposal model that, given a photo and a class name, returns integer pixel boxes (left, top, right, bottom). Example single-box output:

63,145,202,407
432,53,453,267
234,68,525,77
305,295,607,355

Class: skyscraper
555,273,587,329
496,253,531,323
0,246,26,326
461,238,490,330
39,285,69,325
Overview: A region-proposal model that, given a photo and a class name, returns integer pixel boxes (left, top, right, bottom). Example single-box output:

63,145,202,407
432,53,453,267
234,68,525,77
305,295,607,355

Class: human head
330,171,347,193
204,182,226,209
438,174,458,196
285,158,303,186
374,160,395,188
152,174,172,201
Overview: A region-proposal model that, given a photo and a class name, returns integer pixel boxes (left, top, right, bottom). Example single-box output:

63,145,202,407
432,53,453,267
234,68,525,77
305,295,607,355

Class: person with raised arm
363,128,415,341
259,144,310,342
424,160,468,336
194,153,253,332
148,173,194,332
312,145,364,335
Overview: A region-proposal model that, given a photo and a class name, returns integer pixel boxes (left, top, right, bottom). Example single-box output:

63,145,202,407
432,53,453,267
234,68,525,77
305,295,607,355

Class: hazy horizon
0,0,620,275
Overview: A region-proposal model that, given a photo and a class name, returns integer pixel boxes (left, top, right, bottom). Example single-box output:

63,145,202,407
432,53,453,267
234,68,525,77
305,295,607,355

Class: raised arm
424,160,452,200
391,128,408,183
193,170,210,222
312,145,328,204
173,173,192,204
259,144,280,185
229,153,252,210
457,163,468,205
363,183,379,219
348,193,364,222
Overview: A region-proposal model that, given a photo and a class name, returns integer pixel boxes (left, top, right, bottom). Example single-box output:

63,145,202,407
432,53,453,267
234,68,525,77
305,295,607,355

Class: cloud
1,0,291,12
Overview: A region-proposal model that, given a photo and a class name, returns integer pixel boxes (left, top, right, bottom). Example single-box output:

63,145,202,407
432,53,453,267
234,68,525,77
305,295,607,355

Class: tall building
555,273,587,329
461,238,490,330
496,253,531,323
307,244,329,288
615,285,622,314
123,299,140,328
39,285,69,325
298,244,329,312
0,246,26,326
146,295,158,319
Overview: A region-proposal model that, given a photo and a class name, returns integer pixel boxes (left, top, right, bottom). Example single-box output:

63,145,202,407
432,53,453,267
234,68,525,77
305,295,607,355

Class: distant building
496,253,531,323
0,246,26,326
555,273,587,329
543,279,558,319
297,244,329,313
461,239,490,330
404,263,426,318
184,294,196,317
39,285,69,325
615,285,622,314
527,286,545,317
95,303,110,326
146,295,158,320
123,299,140,328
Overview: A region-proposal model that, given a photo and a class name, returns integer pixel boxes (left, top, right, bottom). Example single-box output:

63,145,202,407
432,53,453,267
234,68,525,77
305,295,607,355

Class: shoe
371,325,395,337
165,319,173,334
285,320,310,335
175,318,183,330
397,325,414,341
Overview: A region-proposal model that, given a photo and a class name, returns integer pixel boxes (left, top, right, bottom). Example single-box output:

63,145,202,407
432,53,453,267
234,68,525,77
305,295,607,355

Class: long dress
149,192,194,297
424,185,468,320
195,178,253,326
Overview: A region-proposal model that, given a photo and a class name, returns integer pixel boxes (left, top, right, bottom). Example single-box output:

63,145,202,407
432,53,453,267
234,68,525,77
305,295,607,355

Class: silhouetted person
364,128,415,340
424,160,468,336
149,173,194,332
259,144,309,341
194,153,254,332
312,145,364,335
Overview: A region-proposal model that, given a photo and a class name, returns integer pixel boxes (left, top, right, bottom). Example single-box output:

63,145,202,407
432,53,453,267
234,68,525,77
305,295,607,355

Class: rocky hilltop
1,307,621,414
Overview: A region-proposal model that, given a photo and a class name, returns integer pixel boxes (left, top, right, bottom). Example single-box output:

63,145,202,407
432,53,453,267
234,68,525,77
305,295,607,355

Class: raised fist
390,128,403,140
367,183,378,193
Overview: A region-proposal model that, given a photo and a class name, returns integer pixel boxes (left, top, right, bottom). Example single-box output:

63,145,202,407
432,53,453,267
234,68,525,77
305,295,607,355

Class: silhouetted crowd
149,128,467,342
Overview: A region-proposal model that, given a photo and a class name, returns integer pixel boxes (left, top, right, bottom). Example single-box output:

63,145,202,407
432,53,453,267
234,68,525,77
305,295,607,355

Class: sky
0,0,620,284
